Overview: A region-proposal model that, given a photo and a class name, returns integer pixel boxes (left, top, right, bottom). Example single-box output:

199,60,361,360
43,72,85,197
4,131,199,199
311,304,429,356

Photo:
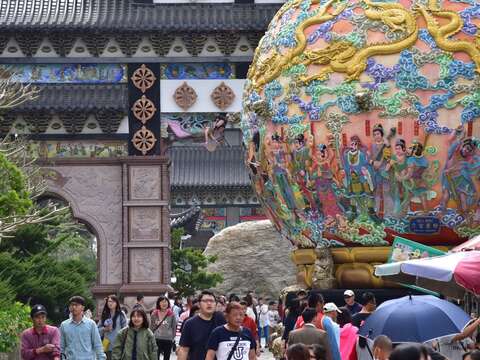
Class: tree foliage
0,302,31,353
171,228,223,296
0,221,96,324
0,152,31,218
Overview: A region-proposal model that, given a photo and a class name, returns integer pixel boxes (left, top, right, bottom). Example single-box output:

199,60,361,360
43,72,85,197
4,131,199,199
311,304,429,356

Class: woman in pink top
338,307,358,360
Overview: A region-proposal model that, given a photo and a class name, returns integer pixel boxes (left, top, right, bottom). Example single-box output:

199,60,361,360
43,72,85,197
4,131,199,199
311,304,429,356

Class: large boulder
204,220,296,298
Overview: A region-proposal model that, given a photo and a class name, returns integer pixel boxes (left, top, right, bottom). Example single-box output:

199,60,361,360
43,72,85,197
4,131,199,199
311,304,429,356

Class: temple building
0,0,283,245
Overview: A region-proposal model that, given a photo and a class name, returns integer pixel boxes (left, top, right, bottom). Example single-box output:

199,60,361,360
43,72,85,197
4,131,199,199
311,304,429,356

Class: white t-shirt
207,326,256,360
425,335,474,360
246,307,256,322
268,310,280,327
258,304,270,328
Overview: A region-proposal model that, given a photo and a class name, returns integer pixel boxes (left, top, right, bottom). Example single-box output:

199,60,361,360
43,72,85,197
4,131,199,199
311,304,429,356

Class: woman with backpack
98,295,128,360
150,296,177,360
112,308,157,360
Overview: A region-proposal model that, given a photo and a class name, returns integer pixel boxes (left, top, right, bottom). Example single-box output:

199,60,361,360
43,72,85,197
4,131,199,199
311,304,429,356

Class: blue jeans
258,325,269,347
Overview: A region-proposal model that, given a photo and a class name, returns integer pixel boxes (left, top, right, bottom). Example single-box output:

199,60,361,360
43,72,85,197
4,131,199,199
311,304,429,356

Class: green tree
0,152,32,218
171,228,223,296
0,302,31,353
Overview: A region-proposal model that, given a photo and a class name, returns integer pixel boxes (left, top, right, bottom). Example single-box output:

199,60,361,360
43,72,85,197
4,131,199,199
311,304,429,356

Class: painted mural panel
2,64,127,83
161,63,235,79
242,0,480,249
28,141,128,158
200,208,226,233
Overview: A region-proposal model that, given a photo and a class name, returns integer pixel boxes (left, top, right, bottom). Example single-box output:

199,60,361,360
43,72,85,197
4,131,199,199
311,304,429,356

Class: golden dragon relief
247,0,480,93
248,0,348,91
417,0,480,73
299,0,419,83
248,0,419,91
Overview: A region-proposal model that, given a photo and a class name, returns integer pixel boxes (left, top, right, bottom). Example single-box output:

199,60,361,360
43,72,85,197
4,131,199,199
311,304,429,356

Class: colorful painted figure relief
242,0,480,248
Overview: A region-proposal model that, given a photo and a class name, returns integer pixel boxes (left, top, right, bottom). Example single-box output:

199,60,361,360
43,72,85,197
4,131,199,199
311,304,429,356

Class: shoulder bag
226,334,242,360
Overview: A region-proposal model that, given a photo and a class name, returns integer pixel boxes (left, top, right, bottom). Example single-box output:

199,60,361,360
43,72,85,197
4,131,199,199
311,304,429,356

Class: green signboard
388,236,446,263
386,236,446,295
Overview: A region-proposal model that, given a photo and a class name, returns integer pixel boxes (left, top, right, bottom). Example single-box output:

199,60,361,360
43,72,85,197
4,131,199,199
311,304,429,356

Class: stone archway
42,157,171,307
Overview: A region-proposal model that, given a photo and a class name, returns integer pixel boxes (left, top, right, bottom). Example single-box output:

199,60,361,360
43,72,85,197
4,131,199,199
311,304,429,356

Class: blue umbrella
358,295,471,343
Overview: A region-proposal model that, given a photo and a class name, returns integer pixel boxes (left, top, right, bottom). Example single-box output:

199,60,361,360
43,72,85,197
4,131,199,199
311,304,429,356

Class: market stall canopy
375,251,480,299
452,235,480,252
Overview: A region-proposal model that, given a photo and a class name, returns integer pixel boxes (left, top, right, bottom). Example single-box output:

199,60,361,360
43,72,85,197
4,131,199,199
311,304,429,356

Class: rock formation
204,220,296,298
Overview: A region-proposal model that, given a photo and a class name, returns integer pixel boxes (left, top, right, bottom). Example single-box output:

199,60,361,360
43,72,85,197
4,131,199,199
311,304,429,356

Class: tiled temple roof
14,84,127,111
0,0,280,31
169,145,251,189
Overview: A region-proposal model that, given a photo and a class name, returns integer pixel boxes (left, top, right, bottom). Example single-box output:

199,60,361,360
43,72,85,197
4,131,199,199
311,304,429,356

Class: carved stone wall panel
246,32,264,51
129,166,162,200
116,33,142,56
45,165,123,284
211,82,235,110
83,33,110,57
15,33,43,57
129,207,161,241
181,33,208,56
50,33,76,57
130,249,162,283
150,33,175,56
0,34,10,54
59,111,88,134
174,82,197,110
95,110,125,134
214,32,240,56
0,113,15,134
23,111,51,134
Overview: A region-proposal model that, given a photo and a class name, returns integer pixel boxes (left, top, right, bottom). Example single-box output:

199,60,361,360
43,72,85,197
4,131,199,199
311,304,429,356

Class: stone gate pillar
120,157,172,297
120,62,172,305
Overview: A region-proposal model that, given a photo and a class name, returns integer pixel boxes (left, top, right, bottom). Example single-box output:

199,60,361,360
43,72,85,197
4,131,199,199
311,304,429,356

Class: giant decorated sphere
242,0,480,249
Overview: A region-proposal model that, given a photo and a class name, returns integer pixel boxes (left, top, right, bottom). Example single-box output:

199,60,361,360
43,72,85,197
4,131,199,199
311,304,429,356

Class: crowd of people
19,289,480,360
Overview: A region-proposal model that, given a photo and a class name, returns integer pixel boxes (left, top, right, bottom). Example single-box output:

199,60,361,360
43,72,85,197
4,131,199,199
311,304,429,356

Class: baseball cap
344,290,355,297
30,304,47,318
323,302,342,313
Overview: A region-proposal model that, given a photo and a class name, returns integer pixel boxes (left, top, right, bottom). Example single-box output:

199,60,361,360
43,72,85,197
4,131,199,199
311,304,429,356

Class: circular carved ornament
132,126,157,155
174,82,197,110
211,81,235,110
131,64,156,93
131,95,157,124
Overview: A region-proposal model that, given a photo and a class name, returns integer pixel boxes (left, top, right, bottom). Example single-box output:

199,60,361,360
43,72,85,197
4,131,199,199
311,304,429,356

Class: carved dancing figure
404,140,429,213
385,139,410,217
310,141,342,219
343,135,379,222
441,126,480,217
271,133,297,211
204,114,227,152
368,124,394,218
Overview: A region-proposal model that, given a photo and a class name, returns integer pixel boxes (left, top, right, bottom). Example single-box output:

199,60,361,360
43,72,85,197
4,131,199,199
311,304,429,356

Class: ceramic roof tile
169,145,251,188
0,0,280,31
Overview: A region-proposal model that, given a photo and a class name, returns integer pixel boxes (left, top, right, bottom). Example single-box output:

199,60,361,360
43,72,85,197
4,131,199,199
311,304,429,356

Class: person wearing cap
21,305,60,360
322,303,342,360
60,296,106,360
343,290,362,316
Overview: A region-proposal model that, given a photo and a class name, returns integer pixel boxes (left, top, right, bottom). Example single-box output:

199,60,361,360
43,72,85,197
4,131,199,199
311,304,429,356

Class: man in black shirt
178,290,226,360
343,290,362,315
351,292,376,328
